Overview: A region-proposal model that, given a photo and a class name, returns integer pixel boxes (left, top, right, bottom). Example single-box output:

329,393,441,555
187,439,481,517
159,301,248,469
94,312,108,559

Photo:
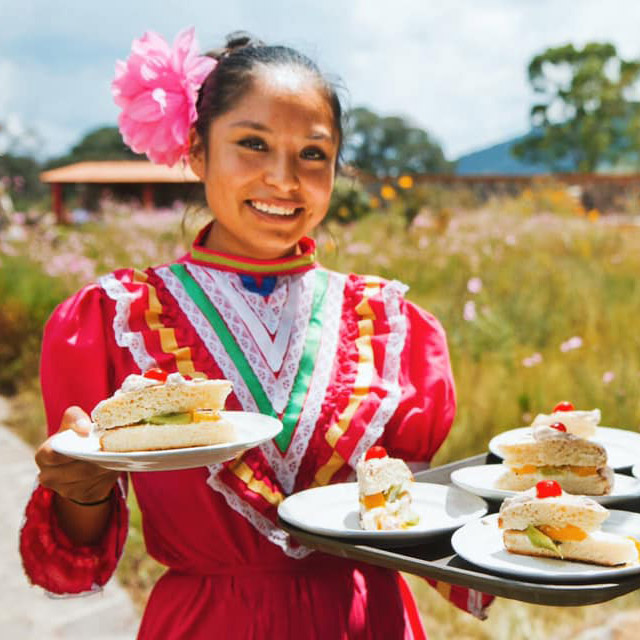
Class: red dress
20,228,492,639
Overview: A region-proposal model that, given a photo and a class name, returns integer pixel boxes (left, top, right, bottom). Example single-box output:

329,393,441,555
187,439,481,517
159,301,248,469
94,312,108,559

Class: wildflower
345,242,370,256
505,234,517,246
560,336,583,352
522,352,543,368
602,371,615,385
467,277,483,294
463,300,477,322
397,175,413,189
380,185,397,201
369,196,381,209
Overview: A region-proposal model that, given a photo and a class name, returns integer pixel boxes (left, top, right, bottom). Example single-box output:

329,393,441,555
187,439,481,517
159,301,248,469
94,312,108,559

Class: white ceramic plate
277,482,487,545
50,411,282,472
452,511,640,582
631,464,640,481
450,464,640,505
488,427,640,470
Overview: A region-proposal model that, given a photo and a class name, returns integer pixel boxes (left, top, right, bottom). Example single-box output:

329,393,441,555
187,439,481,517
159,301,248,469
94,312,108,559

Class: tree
343,107,453,177
46,126,142,168
513,43,640,172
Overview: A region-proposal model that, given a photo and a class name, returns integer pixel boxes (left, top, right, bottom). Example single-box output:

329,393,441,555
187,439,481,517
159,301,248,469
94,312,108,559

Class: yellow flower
587,208,600,222
398,175,414,189
369,196,381,209
337,205,350,219
380,185,397,201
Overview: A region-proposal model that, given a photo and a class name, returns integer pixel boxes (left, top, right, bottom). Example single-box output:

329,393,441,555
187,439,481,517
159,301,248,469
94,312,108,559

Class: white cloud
2,0,640,160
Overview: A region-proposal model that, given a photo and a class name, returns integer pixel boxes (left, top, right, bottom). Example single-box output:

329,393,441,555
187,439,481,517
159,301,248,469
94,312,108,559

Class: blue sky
2,0,640,161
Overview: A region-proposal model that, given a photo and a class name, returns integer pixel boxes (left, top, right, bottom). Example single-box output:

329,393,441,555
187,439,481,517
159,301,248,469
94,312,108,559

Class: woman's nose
264,152,300,192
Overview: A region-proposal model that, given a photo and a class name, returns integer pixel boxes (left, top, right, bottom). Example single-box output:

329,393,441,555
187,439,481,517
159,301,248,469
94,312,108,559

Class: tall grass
3,201,640,634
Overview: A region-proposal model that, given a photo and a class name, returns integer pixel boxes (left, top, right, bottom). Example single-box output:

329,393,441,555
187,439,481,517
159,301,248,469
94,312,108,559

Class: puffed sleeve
380,298,456,463
19,283,133,595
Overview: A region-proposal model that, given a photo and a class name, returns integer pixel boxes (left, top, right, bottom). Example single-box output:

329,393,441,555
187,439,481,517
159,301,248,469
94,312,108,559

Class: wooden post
51,183,65,223
142,183,154,210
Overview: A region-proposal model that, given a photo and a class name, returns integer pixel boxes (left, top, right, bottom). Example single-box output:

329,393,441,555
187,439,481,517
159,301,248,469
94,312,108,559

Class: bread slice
503,529,637,566
356,456,413,495
498,490,608,532
496,465,614,496
498,427,607,468
92,378,232,429
99,418,236,452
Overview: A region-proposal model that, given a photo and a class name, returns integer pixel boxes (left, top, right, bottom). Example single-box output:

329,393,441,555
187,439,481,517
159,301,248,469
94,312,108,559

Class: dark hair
194,31,345,167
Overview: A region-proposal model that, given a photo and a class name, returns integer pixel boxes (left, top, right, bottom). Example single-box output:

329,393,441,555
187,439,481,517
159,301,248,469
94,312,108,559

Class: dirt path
0,397,140,638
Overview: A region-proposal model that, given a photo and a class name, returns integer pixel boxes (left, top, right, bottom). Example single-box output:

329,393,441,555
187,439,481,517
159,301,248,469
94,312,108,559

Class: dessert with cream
91,369,234,452
499,480,638,566
356,446,419,531
531,401,600,439
496,422,613,495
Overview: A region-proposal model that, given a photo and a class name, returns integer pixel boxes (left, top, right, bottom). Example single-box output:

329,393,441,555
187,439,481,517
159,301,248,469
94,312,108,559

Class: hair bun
225,30,264,51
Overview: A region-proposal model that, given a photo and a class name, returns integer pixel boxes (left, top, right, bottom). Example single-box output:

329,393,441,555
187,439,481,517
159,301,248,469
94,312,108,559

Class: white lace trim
99,273,156,372
348,280,409,467
154,267,258,412
206,464,312,559
260,271,347,494
230,274,288,334
187,265,315,414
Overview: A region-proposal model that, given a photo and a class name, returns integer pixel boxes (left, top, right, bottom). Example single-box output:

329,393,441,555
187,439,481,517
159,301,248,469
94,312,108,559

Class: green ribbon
169,264,328,452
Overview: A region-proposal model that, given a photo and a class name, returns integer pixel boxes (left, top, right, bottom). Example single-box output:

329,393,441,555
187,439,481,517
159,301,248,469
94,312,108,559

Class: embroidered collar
187,222,317,276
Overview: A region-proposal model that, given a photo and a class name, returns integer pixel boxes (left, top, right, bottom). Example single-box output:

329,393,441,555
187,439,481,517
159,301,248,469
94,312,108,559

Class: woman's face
189,69,339,260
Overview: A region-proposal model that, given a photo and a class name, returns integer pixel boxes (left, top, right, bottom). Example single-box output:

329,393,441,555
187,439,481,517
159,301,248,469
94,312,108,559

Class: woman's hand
35,406,120,544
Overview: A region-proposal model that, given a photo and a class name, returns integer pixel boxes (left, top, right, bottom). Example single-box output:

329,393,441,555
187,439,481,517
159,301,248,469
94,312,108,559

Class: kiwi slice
526,525,563,558
147,412,191,425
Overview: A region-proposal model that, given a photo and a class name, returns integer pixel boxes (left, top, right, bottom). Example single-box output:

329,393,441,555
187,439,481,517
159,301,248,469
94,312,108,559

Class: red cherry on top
365,446,388,460
536,480,562,499
549,422,567,432
553,401,575,412
143,367,168,382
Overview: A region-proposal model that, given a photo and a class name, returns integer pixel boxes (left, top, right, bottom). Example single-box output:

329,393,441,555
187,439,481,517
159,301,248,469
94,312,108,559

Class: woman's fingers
60,405,93,436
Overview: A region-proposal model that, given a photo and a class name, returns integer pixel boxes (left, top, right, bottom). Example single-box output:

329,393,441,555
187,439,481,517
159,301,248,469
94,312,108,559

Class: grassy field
3,194,640,636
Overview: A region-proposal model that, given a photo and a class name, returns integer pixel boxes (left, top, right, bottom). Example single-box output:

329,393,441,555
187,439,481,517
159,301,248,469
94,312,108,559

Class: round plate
277,482,487,546
488,426,640,470
452,511,640,582
451,464,640,505
50,411,282,472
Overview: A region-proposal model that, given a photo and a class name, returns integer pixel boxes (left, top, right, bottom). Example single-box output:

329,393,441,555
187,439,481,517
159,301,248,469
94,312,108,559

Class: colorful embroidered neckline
187,223,317,276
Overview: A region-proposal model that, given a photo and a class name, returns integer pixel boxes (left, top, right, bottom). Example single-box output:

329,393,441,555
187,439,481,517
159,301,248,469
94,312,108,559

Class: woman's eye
239,137,267,151
301,146,327,161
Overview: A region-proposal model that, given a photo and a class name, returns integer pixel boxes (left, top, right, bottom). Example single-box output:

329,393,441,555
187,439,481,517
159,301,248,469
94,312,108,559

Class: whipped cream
116,371,201,395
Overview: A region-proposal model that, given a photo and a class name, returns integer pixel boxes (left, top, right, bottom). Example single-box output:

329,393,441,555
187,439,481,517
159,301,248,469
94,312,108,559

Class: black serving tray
278,454,640,606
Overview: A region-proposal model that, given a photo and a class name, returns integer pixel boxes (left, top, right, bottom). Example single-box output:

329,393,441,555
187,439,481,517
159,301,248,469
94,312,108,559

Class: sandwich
498,480,638,566
495,423,613,495
531,401,600,439
92,368,234,452
356,446,419,531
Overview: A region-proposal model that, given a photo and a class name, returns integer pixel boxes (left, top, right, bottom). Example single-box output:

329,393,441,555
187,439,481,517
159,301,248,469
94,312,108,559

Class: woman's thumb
59,406,93,436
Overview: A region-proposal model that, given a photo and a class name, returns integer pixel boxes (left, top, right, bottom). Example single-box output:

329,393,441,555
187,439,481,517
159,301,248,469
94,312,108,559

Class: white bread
503,529,638,566
92,375,232,429
356,456,413,495
99,418,236,452
531,409,600,438
496,465,614,496
498,489,608,532
498,426,607,468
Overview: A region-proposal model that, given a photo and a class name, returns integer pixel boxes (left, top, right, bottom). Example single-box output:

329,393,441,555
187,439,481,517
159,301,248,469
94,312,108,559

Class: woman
21,29,491,639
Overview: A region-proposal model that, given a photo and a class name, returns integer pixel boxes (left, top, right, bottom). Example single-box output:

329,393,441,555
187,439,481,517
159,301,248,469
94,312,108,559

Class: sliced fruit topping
147,412,191,425
526,525,563,557
538,524,587,542
536,480,562,498
365,446,388,460
143,367,169,382
363,492,386,509
568,465,598,477
550,421,567,432
512,464,538,475
192,409,220,423
553,401,575,412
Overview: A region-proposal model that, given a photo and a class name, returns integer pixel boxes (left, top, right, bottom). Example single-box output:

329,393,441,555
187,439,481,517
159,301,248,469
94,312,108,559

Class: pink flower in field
602,371,615,384
522,352,543,368
45,254,96,281
463,300,477,322
560,336,583,352
505,234,517,246
467,276,483,294
345,242,371,255
417,236,429,249
112,28,216,166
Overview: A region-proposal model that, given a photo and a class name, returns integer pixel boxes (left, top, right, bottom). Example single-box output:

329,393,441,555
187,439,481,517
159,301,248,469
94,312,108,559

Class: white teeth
250,200,298,216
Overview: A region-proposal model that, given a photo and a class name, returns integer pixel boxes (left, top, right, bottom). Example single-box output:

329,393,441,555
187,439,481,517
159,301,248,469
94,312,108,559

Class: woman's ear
188,127,206,181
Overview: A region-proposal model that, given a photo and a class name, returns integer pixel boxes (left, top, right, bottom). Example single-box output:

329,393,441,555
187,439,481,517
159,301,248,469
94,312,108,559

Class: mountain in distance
454,132,576,175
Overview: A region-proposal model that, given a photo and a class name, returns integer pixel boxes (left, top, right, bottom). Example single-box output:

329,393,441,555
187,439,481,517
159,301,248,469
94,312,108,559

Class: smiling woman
20,27,492,640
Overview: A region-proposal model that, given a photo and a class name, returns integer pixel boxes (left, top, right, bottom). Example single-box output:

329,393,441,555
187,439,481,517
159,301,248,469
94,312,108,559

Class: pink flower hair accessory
112,27,216,166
